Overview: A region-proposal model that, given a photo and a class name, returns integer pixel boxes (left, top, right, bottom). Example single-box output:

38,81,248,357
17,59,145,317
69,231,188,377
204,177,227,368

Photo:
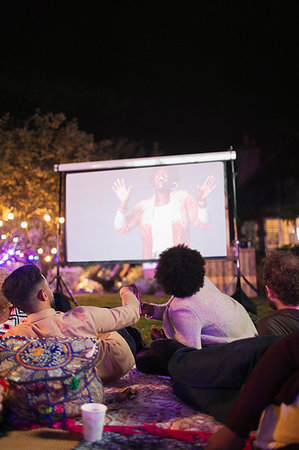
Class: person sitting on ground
257,249,299,337
141,244,257,350
2,264,140,382
206,330,299,450
0,267,27,338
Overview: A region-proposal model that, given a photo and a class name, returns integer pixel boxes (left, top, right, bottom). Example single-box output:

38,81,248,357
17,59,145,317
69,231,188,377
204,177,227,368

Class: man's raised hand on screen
112,178,132,206
196,175,217,205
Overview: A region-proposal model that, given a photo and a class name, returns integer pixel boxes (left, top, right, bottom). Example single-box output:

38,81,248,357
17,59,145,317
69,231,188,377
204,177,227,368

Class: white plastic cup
81,403,107,442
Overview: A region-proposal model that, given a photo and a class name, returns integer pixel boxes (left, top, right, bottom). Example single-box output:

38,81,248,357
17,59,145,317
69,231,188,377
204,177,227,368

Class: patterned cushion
0,336,104,427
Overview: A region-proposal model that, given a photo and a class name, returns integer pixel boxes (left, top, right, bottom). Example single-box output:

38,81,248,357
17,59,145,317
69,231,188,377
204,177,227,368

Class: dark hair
262,250,299,306
2,264,43,310
155,244,205,298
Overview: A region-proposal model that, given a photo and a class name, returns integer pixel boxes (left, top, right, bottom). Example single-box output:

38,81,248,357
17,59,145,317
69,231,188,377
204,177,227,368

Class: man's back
257,308,299,336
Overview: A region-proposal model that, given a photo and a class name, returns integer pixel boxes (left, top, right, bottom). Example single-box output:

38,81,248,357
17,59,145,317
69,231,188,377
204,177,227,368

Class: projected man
112,167,216,259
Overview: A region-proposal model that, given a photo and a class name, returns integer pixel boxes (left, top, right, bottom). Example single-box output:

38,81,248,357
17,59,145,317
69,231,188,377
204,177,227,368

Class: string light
0,212,64,267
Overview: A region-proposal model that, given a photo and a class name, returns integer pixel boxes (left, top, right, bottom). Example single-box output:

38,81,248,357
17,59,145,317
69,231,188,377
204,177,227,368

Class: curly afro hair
262,250,299,306
155,244,205,298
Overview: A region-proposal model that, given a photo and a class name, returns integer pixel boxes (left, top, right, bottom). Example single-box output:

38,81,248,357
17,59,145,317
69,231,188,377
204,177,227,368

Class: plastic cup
81,403,107,442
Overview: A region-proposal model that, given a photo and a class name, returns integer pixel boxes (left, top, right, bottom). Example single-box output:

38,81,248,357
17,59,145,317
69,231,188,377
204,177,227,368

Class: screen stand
225,152,265,315
49,172,78,311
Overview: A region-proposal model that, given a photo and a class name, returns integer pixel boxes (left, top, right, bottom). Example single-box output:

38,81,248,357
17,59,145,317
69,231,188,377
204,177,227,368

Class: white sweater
149,277,257,349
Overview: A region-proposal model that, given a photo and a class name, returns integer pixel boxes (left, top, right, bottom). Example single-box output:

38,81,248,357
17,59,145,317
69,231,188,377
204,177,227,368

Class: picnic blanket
0,367,255,449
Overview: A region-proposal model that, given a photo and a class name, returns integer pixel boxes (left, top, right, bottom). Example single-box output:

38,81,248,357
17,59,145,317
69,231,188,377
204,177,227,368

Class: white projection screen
56,151,235,264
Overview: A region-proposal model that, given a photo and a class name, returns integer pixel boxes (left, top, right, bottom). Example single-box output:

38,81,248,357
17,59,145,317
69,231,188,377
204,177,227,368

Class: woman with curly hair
141,244,257,350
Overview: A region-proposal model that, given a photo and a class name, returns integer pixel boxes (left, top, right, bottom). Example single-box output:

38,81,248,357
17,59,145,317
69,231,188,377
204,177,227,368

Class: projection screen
55,151,235,264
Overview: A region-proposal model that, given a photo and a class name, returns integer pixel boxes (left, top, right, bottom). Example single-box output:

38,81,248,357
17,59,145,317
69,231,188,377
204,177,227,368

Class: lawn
73,292,271,344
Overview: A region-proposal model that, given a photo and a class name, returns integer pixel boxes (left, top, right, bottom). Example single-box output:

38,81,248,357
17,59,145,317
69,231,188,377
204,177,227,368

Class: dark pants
117,326,144,357
167,335,281,422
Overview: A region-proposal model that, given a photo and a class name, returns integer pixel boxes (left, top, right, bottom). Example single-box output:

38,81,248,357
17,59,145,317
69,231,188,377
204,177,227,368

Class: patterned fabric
74,431,206,449
0,307,27,336
0,336,104,427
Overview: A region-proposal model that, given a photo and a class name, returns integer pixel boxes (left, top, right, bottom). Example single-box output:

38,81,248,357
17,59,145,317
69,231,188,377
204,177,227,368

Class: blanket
0,368,255,449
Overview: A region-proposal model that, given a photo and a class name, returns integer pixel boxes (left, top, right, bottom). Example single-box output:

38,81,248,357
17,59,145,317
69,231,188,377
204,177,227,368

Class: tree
0,110,97,273
0,110,160,274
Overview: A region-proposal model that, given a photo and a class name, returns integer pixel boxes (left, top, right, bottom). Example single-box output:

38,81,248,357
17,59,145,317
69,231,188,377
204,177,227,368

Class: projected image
65,160,228,263
112,167,216,259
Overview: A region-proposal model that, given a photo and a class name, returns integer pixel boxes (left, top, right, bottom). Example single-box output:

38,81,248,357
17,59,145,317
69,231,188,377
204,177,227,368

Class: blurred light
37,248,43,254
51,248,57,254
44,214,51,222
13,237,19,243
8,249,14,256
19,252,24,258
34,256,39,260
8,213,14,220
15,250,20,255
1,234,7,240
28,255,34,261
0,220,3,227
21,221,28,228
45,255,52,262
59,217,65,224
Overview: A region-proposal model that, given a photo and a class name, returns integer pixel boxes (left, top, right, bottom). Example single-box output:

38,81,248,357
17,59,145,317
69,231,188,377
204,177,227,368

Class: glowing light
21,221,28,228
13,237,19,243
15,250,20,255
37,248,43,254
8,249,15,256
59,217,65,224
51,248,57,255
44,214,51,222
34,256,39,260
1,234,7,240
44,255,52,262
28,255,34,261
0,220,3,227
8,213,14,220
19,252,24,258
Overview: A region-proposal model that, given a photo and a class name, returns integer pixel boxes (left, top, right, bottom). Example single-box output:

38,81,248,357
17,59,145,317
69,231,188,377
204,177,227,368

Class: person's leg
167,335,281,422
125,326,145,353
135,338,186,375
117,328,137,357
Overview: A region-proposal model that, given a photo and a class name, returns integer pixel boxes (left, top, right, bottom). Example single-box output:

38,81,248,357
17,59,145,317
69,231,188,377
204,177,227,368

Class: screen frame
55,150,236,265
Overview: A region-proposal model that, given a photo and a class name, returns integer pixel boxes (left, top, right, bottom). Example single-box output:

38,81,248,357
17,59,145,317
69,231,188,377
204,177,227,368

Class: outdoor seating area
0,367,239,450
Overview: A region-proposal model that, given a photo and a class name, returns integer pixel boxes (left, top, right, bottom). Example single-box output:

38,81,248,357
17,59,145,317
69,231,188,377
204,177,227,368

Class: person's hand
151,327,166,340
205,426,246,450
141,302,154,317
112,178,132,206
196,175,216,204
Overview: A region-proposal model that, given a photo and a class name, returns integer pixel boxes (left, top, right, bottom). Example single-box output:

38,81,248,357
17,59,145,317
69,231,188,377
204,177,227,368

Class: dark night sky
1,1,298,157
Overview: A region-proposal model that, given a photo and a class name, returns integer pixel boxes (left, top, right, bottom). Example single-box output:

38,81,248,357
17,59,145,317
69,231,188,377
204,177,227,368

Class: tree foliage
0,110,159,273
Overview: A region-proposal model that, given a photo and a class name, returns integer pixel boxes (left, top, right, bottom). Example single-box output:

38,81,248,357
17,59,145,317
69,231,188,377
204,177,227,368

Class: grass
73,292,271,344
